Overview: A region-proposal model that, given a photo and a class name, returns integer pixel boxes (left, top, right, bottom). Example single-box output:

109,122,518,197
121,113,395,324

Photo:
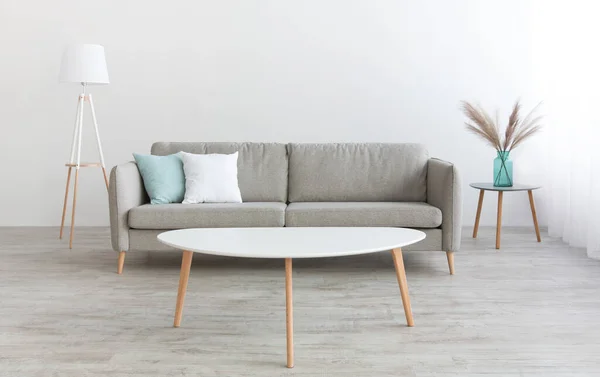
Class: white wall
0,0,548,227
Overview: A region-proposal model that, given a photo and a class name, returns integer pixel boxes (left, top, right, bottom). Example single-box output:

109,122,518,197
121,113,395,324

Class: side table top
470,182,541,192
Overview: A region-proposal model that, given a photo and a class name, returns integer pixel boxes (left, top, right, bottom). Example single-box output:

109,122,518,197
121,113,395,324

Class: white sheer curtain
533,1,600,259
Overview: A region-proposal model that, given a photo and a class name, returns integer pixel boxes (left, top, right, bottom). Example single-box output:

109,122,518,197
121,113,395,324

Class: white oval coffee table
157,227,425,368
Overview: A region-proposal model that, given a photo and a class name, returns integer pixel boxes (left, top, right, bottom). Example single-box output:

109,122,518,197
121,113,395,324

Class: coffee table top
157,227,426,259
470,182,541,192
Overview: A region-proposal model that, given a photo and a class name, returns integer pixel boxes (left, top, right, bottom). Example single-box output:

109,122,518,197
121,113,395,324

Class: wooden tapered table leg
528,190,541,242
59,167,72,239
68,168,80,249
473,189,485,238
496,191,503,249
390,248,414,327
285,258,294,368
174,250,194,328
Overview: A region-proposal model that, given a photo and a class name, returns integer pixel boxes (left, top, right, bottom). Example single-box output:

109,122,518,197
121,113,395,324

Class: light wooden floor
1,227,599,376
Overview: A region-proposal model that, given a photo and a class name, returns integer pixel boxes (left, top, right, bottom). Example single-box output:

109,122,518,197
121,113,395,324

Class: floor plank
0,227,599,376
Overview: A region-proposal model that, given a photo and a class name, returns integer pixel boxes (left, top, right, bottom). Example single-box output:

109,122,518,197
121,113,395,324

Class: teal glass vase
493,151,513,187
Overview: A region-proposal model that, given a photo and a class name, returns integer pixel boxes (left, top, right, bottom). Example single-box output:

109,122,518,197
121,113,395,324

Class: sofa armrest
108,162,148,252
427,158,462,251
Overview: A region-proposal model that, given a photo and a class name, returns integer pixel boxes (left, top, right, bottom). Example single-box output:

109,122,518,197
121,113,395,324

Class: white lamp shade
59,44,109,84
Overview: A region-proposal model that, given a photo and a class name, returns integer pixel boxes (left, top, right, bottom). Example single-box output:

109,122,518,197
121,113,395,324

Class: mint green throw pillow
133,153,185,204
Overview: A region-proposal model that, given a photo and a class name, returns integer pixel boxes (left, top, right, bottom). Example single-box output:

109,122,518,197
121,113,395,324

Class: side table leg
285,258,294,368
174,250,193,328
473,189,485,238
496,191,503,250
391,248,414,327
528,190,542,242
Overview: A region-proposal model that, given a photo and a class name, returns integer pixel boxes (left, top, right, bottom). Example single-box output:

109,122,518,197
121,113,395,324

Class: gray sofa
109,142,461,274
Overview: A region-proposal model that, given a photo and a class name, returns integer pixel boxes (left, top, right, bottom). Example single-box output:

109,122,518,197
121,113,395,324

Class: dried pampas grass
461,100,542,152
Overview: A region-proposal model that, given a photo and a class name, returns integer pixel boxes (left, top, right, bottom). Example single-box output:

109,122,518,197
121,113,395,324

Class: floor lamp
58,44,110,248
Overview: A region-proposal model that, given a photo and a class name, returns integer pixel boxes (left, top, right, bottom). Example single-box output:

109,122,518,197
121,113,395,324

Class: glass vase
493,151,513,187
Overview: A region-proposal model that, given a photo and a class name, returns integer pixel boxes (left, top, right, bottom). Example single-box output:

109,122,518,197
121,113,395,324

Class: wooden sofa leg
446,251,455,275
117,251,126,274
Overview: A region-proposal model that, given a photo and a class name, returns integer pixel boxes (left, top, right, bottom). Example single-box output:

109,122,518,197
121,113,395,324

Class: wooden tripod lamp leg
59,167,72,239
68,168,80,249
69,92,85,249
101,167,109,191
62,95,82,240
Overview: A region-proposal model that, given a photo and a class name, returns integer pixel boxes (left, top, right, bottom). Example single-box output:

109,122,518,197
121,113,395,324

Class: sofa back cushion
288,143,428,202
151,142,288,202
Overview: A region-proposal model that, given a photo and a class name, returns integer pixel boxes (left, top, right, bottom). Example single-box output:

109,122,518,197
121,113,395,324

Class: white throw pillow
181,152,243,203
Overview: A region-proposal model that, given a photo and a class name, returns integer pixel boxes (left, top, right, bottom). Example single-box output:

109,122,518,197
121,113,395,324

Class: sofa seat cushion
129,202,286,229
285,202,442,228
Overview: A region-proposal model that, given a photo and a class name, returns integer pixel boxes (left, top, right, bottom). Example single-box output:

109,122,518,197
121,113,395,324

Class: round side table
470,183,541,249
